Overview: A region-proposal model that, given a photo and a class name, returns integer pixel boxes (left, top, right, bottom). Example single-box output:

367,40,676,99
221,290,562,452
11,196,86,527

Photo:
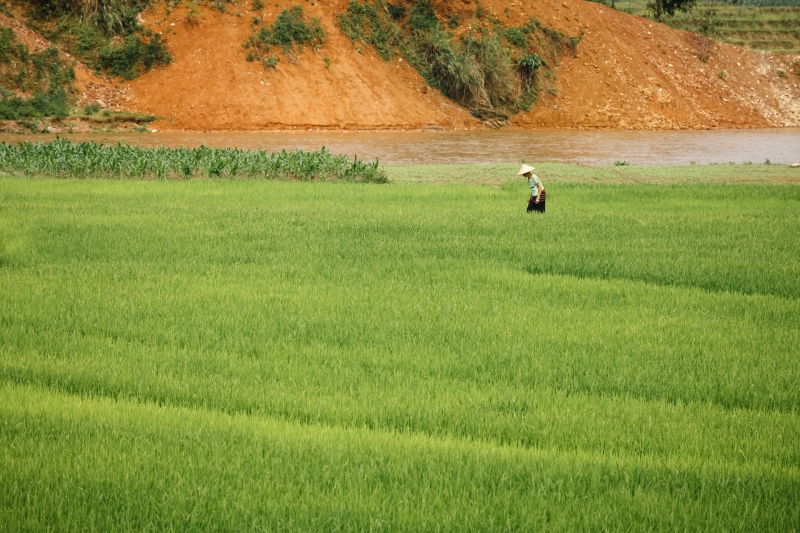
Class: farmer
518,164,545,213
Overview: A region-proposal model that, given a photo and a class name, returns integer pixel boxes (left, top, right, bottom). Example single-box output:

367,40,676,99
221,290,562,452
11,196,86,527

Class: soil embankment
504,0,800,129
127,2,478,131
6,0,800,130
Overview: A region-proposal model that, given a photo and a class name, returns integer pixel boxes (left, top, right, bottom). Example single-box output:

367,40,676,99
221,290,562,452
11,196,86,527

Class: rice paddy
1,162,798,531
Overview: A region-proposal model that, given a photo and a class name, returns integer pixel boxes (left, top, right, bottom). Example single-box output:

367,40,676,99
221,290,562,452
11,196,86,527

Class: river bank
3,128,799,166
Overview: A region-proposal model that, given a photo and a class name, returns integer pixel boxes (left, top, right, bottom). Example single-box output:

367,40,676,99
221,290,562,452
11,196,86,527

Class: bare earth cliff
17,0,800,130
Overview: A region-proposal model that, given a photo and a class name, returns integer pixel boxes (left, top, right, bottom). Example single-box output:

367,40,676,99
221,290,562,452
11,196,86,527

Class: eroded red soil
4,0,800,130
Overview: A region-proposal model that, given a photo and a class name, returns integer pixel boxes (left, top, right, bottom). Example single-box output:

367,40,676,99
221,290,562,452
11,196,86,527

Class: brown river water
1,128,798,166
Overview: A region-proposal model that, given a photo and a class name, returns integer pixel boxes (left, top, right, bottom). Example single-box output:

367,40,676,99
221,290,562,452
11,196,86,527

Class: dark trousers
527,191,546,213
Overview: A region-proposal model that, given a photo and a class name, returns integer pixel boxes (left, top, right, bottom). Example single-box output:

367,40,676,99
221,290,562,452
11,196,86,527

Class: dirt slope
126,2,479,130
498,0,800,129
7,0,798,130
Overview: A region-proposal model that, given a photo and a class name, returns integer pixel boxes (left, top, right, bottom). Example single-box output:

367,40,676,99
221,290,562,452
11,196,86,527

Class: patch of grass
29,0,147,35
186,2,202,25
383,161,800,185
71,108,157,124
337,0,405,60
0,172,798,529
447,13,460,28
243,4,325,67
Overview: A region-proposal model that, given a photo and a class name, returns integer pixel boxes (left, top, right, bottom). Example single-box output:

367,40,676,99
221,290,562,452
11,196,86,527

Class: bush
647,0,697,20
244,4,324,66
263,53,279,69
518,53,541,78
268,5,325,51
504,27,527,48
408,0,439,33
28,0,147,35
387,3,406,20
0,28,75,117
97,33,172,79
0,90,70,120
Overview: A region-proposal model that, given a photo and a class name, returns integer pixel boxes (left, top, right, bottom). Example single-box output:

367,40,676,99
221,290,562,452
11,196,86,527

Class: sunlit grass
1,169,798,530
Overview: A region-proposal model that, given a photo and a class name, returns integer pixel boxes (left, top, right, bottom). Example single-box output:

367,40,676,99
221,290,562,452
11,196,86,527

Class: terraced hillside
617,1,800,54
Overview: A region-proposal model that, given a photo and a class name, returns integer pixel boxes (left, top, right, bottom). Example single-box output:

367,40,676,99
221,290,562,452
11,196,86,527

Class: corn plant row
0,139,388,182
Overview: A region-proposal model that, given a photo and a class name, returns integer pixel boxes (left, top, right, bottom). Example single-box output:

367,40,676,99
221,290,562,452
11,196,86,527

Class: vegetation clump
0,27,74,119
244,5,325,68
30,0,172,79
0,139,388,182
336,0,581,123
95,33,172,79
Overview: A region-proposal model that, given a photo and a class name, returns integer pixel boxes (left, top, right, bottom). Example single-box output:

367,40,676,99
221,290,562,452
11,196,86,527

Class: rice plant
0,171,798,530
0,139,388,182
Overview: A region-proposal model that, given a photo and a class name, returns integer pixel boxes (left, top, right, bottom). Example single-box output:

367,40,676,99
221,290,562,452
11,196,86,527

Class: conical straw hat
517,164,535,175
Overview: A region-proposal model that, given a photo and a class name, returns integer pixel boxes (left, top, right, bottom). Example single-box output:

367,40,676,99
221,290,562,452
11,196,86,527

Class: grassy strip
0,139,387,182
1,383,798,532
385,162,800,185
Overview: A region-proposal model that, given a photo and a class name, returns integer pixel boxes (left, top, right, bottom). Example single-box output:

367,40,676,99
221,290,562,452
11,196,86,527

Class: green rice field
615,0,800,54
1,162,799,531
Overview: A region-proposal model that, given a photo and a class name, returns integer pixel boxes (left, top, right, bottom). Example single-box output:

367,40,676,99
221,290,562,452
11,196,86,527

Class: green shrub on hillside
0,89,70,119
244,5,325,67
61,22,172,79
0,29,75,94
338,0,404,60
337,0,578,121
0,27,74,119
96,33,172,79
28,0,172,80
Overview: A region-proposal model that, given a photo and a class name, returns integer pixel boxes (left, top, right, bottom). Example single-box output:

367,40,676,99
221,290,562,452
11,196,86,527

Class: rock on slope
103,0,800,129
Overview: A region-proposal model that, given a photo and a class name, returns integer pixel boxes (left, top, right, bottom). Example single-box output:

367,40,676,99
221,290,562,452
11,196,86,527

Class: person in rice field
518,164,545,213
